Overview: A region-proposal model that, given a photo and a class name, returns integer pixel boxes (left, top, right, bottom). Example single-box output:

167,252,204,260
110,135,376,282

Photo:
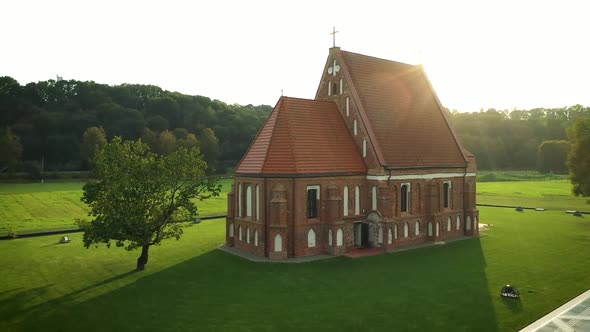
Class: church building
225,46,478,260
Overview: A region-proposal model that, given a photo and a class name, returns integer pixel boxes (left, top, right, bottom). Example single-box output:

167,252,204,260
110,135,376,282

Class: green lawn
1,206,589,331
477,180,589,211
0,179,232,236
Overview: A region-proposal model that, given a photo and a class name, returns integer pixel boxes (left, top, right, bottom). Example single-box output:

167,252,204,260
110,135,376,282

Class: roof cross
330,26,339,47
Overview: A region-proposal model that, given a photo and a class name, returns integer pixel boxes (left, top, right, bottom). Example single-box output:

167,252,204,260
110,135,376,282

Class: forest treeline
1,76,589,174
449,105,589,171
0,76,271,174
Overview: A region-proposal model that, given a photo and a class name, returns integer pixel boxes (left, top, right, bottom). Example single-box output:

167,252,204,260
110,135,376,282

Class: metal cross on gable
330,26,339,47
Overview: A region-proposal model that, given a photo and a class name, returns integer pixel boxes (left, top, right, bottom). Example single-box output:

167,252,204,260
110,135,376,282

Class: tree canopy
567,115,590,198
0,77,271,173
77,137,221,270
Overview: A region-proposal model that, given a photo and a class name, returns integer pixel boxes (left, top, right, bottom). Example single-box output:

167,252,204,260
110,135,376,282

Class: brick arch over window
401,183,410,212
343,186,349,216
336,228,343,246
246,185,252,217
354,186,360,215
254,229,259,246
274,233,282,252
308,228,317,248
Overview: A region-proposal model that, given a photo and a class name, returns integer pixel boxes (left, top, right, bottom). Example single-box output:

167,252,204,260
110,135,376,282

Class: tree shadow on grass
20,239,498,331
1,270,136,331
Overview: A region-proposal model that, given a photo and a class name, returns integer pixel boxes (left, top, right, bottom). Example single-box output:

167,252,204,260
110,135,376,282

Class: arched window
443,181,451,208
388,228,393,244
447,217,452,231
329,229,333,246
466,216,472,231
333,83,338,95
401,183,410,212
371,186,377,210
274,233,282,252
308,229,317,247
229,223,234,237
256,185,260,221
363,139,367,158
254,229,259,246
428,222,433,236
404,222,409,238
307,185,319,218
238,183,242,217
339,78,343,94
415,221,420,236
394,224,398,239
328,80,332,96
238,225,243,241
246,185,252,217
246,227,250,243
456,215,461,230
436,222,440,236
343,186,349,216
354,186,360,215
353,119,357,136
346,97,350,116
336,228,343,246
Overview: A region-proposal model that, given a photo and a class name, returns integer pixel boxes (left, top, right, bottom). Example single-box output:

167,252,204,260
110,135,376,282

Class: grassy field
477,170,568,182
1,205,589,331
477,180,589,211
0,179,232,236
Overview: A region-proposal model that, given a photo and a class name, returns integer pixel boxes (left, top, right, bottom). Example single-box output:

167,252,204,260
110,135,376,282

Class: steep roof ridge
280,97,301,173
337,50,387,166
417,69,469,164
234,97,281,173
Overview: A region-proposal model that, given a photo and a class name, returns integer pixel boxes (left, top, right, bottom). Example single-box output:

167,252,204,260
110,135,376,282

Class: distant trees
537,140,571,173
80,127,107,168
567,115,590,197
0,76,271,173
77,137,221,271
0,127,23,172
449,105,590,170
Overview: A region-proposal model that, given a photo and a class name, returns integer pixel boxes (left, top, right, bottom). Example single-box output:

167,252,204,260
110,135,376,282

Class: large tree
0,127,23,172
537,140,571,174
77,137,221,270
568,115,590,197
80,126,107,169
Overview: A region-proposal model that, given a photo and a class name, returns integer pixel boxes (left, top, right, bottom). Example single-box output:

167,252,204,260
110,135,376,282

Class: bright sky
1,0,588,112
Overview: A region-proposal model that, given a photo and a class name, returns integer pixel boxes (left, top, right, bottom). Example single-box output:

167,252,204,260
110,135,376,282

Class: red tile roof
339,51,467,168
235,97,367,175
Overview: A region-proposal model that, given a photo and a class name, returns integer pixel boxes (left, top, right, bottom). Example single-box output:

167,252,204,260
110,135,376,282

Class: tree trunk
136,244,150,271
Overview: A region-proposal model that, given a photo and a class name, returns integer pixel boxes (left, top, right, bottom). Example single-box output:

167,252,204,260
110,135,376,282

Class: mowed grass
0,179,232,236
477,180,589,211
1,206,590,331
